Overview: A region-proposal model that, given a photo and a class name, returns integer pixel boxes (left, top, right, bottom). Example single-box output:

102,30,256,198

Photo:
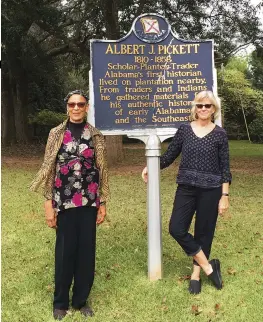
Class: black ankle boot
53,309,67,320
189,279,202,294
79,305,94,317
208,259,223,289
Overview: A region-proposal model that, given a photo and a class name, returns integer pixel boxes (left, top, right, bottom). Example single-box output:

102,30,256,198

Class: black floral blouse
160,123,232,188
52,123,100,212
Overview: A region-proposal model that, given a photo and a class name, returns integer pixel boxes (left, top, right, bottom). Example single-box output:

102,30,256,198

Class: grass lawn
2,140,263,322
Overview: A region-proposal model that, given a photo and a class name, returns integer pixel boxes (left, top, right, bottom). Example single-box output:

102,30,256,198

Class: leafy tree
249,116,263,143
219,57,263,142
248,46,263,91
157,0,262,65
1,0,65,144
2,0,263,153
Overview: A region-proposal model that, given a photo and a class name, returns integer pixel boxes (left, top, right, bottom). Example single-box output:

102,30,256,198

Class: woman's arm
44,199,57,228
94,135,110,224
142,125,184,182
94,135,110,220
160,125,184,169
222,182,229,195
218,133,231,215
42,131,57,227
218,182,229,216
29,129,55,194
218,133,232,184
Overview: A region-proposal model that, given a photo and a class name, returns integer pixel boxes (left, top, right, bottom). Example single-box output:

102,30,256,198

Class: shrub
249,115,263,143
29,109,66,126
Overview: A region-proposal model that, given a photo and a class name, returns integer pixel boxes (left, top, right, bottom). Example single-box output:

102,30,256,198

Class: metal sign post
145,135,162,280
128,132,165,280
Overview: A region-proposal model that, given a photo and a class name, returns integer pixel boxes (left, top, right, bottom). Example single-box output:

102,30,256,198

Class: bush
249,115,263,143
29,109,66,126
29,110,67,140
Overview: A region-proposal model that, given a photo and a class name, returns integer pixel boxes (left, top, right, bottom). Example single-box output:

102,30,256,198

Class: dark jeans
169,184,221,265
53,206,97,310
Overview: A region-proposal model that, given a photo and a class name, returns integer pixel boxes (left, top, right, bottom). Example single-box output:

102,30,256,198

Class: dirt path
2,156,43,168
2,143,262,175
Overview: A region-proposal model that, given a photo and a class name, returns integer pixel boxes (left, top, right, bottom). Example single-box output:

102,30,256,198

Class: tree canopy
2,0,263,146
219,56,263,142
248,46,263,91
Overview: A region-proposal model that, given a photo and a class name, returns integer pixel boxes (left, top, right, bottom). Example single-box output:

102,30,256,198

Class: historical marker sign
90,13,215,135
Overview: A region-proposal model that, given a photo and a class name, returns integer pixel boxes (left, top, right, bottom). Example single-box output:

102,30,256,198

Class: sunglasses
67,102,86,108
195,104,214,109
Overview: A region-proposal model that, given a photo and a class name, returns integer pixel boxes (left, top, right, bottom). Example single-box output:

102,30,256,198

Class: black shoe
53,309,67,320
79,305,94,317
208,259,223,290
188,279,201,294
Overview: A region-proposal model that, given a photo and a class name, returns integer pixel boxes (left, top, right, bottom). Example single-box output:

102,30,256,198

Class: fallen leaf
215,303,221,311
46,285,53,292
179,275,191,281
105,272,111,280
227,267,237,275
111,263,121,270
191,305,202,315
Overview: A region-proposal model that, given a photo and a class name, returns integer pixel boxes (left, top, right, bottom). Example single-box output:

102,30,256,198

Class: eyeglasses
195,104,214,109
67,102,86,108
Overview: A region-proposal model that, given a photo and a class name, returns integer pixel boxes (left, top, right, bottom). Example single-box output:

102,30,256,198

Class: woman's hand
142,166,148,183
44,200,57,228
218,196,229,216
97,204,106,224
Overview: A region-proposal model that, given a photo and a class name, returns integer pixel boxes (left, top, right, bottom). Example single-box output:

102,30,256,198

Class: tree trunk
101,0,120,40
105,135,124,166
13,70,29,143
2,71,17,146
102,0,124,165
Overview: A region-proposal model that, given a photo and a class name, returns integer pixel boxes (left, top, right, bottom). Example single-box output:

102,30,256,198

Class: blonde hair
190,91,220,121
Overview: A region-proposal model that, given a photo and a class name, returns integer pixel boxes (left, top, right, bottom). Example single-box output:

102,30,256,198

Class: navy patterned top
52,122,100,212
160,123,232,188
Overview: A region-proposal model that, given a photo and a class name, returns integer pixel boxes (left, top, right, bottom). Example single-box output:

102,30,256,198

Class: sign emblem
133,14,170,43
141,18,160,34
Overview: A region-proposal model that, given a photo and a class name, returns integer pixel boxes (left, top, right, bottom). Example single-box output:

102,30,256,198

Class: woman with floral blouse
30,90,109,320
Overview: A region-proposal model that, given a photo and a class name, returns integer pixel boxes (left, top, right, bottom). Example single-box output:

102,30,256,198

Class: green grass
228,140,263,157
2,140,263,322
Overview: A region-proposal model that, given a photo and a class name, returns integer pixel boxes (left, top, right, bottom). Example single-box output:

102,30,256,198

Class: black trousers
53,206,97,310
169,184,221,265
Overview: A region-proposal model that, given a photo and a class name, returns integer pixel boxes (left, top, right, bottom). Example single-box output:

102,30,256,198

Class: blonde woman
142,91,231,294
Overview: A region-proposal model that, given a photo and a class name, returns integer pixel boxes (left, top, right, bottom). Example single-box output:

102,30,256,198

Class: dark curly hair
64,90,89,103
